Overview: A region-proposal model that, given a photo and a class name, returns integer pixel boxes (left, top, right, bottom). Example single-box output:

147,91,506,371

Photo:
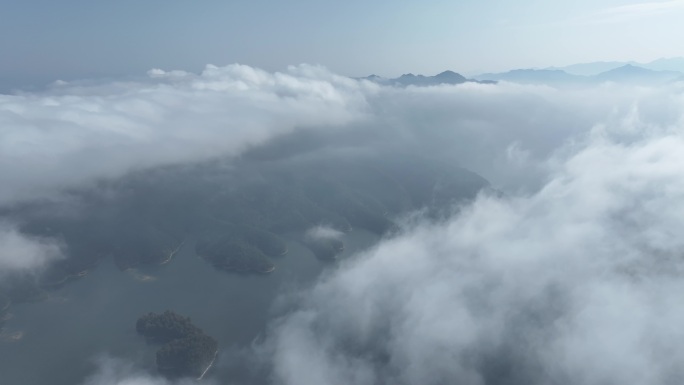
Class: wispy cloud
0,64,373,206
582,0,684,24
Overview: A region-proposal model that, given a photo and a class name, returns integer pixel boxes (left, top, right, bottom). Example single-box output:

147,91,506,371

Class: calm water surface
0,230,378,385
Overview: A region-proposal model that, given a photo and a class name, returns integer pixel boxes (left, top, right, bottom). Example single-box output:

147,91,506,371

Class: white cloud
0,64,376,277
258,82,684,384
0,64,375,206
0,222,63,275
5,64,684,384
305,226,345,241
3,63,681,207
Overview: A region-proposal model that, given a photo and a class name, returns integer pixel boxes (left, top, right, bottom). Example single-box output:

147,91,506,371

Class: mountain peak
615,64,641,70
595,64,681,84
435,70,467,81
364,70,477,87
598,64,653,76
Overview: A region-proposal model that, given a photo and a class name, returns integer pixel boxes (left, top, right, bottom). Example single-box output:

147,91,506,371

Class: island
136,311,218,379
195,227,278,274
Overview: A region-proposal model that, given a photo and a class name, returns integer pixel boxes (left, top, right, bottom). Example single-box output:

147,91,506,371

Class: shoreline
128,269,157,282
159,241,186,265
0,330,24,342
41,269,89,288
198,254,276,274
197,350,218,381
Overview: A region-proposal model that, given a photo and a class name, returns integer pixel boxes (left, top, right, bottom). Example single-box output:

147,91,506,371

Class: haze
2,2,684,385
2,0,684,91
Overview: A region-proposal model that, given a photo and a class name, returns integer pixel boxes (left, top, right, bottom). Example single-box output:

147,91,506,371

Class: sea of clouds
2,64,684,384
263,115,684,385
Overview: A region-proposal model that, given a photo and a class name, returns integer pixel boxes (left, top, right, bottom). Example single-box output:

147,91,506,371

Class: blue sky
1,0,683,87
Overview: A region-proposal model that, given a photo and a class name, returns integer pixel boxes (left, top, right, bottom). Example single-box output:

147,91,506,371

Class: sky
2,0,684,90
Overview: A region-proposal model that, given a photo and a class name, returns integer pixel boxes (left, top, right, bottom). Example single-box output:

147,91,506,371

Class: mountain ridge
473,64,682,86
361,70,495,87
546,57,684,76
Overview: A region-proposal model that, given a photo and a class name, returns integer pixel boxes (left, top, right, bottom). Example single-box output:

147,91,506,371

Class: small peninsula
195,226,281,274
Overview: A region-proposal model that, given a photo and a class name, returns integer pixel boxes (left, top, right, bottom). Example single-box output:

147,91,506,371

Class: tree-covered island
136,311,218,379
195,223,286,274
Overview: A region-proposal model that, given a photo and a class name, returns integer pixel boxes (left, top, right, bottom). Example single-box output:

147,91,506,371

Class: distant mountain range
475,64,683,86
362,71,496,87
363,58,684,89
547,57,684,76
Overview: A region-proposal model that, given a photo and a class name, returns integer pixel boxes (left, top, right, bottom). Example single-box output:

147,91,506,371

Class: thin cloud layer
0,64,373,206
0,64,614,278
363,81,684,193
260,85,684,384
305,225,345,241
4,64,684,384
4,64,680,206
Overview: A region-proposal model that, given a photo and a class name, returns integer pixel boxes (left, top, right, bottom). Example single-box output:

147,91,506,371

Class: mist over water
0,230,378,385
253,81,684,385
2,64,684,385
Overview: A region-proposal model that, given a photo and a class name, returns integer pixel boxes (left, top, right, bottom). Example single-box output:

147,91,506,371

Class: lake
0,229,378,385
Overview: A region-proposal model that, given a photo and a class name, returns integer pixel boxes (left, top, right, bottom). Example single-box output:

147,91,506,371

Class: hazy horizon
3,1,684,85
